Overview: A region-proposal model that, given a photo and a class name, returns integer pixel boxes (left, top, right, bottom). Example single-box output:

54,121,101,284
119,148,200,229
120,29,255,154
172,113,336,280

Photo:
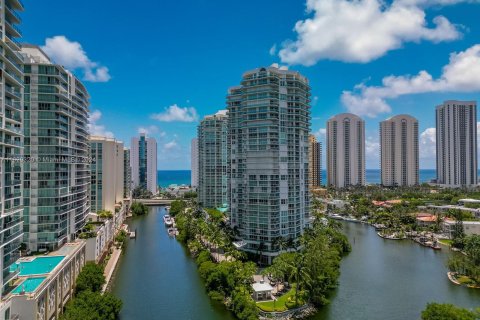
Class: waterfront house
252,280,273,301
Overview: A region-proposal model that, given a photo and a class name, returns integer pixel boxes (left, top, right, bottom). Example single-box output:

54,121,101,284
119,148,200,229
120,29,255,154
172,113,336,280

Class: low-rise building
83,214,116,264
4,241,86,320
415,213,440,227
443,220,480,238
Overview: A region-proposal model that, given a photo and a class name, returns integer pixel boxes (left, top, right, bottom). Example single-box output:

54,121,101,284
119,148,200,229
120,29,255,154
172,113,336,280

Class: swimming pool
12,277,47,294
12,256,65,276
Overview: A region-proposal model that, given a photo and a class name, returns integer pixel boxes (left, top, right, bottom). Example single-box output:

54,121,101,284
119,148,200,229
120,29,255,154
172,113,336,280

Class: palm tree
286,254,310,307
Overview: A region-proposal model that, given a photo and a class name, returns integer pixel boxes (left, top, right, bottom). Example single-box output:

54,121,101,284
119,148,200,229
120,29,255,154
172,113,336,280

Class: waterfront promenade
103,247,122,293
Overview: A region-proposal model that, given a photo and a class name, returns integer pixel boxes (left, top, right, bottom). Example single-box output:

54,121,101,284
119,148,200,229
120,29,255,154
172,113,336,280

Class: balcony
5,3,21,23
3,230,22,244
4,20,21,38
5,98,21,111
6,0,25,11
4,86,21,99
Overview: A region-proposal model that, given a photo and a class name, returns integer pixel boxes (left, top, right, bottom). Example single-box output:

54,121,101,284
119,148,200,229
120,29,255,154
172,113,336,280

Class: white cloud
88,110,114,138
366,135,380,167
42,36,111,82
313,128,326,139
420,127,436,160
164,140,178,150
151,104,199,122
278,0,467,65
342,44,480,117
137,125,166,137
269,44,277,56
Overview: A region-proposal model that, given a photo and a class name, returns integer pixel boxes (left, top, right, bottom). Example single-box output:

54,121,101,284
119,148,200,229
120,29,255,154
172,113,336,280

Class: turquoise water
157,169,441,187
158,170,191,187
14,256,65,276
12,277,47,294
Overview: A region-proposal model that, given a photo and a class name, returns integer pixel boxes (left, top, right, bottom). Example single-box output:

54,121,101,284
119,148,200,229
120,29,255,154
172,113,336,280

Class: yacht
163,214,173,226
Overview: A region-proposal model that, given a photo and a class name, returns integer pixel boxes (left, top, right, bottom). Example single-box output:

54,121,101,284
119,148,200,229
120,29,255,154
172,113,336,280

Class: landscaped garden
256,284,305,312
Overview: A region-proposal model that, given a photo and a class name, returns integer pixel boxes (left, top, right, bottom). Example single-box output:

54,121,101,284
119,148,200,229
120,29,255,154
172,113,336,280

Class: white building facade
436,100,477,187
380,115,419,187
130,133,157,194
89,136,124,213
327,113,365,188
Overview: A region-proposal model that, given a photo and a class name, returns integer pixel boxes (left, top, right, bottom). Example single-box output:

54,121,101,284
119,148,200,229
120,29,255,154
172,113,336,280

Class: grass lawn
256,285,304,312
439,239,453,246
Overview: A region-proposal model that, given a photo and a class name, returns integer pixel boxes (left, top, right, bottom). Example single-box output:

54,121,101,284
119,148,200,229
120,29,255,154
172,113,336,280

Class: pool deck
15,256,65,276
12,277,47,295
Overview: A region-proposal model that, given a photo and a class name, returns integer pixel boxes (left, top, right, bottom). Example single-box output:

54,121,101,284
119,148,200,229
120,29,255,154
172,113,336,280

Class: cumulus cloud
342,44,480,117
42,36,111,82
313,128,326,139
420,127,436,160
278,0,468,65
269,44,277,56
366,135,380,167
137,125,166,137
151,104,199,122
88,110,114,138
164,140,178,150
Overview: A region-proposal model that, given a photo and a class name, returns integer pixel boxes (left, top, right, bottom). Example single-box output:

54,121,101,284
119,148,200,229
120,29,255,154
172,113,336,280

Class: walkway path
102,247,122,293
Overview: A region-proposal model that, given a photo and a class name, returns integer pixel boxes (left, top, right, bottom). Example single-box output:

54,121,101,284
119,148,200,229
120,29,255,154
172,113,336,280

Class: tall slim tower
191,138,199,188
22,45,90,252
123,147,132,198
436,100,477,187
228,65,310,264
308,135,322,189
130,133,157,194
0,0,24,294
327,113,365,188
380,115,419,187
89,136,124,213
198,111,228,208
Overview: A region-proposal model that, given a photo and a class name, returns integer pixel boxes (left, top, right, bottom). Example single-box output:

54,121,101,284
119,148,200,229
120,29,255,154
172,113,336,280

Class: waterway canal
112,207,480,320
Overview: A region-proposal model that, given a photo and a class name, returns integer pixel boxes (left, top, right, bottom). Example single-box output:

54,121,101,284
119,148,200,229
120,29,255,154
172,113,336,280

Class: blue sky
22,0,480,169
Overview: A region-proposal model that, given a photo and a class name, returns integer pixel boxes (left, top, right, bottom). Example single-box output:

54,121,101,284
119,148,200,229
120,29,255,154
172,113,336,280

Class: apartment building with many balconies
198,111,228,208
327,113,365,188
380,115,419,187
228,65,310,264
436,100,477,188
308,134,322,188
21,45,90,252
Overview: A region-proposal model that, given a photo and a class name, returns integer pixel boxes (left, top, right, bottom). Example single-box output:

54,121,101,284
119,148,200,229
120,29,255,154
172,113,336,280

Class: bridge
133,198,175,206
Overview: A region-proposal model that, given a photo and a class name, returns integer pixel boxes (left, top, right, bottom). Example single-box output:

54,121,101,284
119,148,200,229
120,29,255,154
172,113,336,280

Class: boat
167,227,178,237
163,214,173,227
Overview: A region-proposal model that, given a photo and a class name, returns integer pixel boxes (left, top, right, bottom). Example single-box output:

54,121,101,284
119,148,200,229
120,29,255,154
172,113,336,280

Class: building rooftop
6,241,85,298
252,281,273,292
11,277,47,295
12,256,65,276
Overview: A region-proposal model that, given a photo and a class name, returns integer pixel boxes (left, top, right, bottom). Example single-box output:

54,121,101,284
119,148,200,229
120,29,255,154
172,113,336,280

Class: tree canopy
421,303,480,320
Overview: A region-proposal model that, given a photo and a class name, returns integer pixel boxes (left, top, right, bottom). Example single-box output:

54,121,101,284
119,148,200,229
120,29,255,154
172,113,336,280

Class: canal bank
112,207,480,320
312,221,480,320
111,206,236,320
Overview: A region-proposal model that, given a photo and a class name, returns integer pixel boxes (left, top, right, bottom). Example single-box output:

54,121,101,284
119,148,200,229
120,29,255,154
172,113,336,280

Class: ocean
157,169,439,187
